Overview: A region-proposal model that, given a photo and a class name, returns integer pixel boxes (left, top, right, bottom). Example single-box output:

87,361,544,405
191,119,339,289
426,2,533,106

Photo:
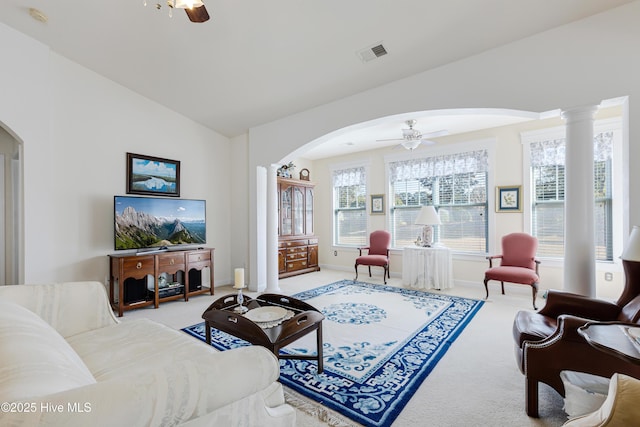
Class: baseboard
318,263,402,278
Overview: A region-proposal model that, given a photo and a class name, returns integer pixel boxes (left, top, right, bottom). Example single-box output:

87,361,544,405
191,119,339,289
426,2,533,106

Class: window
527,125,616,260
332,166,367,246
388,150,488,252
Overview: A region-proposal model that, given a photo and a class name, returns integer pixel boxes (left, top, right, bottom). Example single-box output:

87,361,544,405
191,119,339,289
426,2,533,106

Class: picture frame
126,153,180,197
496,185,522,212
370,194,384,215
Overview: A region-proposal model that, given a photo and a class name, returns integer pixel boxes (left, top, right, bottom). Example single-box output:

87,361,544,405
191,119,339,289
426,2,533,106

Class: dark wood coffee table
202,293,325,373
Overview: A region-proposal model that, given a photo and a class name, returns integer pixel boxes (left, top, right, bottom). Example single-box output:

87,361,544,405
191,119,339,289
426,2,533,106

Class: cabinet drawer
308,238,318,245
157,253,185,267
283,240,308,247
287,246,307,254
122,256,154,274
287,252,306,261
287,259,308,271
188,251,211,263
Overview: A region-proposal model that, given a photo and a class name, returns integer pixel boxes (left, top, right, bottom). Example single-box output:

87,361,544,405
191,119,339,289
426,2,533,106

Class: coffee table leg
205,320,212,345
316,322,323,374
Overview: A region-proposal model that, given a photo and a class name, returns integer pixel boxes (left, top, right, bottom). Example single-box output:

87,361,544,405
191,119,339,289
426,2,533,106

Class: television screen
114,196,206,251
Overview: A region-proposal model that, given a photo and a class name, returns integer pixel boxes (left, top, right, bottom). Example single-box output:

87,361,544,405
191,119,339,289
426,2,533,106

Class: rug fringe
284,387,362,427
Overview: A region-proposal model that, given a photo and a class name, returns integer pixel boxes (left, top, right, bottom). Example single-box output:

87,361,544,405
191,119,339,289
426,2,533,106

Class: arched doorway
0,126,22,285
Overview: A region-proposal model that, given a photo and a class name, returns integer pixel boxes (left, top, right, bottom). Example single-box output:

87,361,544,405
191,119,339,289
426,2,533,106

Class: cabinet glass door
305,187,314,235
293,187,304,235
281,186,292,235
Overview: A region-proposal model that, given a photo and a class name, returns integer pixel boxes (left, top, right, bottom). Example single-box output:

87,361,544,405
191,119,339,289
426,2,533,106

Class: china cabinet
277,177,320,278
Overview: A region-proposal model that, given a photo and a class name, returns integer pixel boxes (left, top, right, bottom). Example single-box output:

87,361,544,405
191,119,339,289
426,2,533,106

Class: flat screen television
114,195,206,251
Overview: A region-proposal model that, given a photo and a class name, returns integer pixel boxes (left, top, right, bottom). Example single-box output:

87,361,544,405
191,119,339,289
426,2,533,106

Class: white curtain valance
333,166,365,187
389,150,488,182
531,131,613,167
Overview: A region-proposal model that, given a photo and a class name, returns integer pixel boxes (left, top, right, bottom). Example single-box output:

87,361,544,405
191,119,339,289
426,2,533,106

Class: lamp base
420,225,434,247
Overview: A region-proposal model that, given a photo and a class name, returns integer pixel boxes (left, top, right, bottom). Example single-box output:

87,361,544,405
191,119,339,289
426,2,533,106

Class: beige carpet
123,269,568,427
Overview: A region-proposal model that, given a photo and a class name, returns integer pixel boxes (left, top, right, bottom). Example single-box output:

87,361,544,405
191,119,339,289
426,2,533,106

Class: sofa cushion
0,300,96,401
67,318,221,380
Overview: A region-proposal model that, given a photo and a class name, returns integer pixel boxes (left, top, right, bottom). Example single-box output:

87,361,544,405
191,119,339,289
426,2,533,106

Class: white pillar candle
234,268,244,289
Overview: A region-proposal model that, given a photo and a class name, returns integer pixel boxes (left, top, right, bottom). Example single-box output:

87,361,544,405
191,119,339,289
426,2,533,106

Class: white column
250,166,267,292
266,164,281,293
561,105,598,297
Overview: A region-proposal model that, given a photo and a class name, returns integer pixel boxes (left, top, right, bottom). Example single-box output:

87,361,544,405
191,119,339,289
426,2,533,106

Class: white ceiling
0,0,633,153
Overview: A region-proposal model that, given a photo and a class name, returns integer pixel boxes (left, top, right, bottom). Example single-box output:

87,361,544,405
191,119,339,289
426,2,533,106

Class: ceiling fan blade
420,139,437,146
421,129,449,138
376,138,405,142
185,5,210,22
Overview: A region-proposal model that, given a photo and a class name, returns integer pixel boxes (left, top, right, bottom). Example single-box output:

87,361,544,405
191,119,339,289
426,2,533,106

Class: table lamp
233,267,248,313
619,225,640,307
415,206,441,247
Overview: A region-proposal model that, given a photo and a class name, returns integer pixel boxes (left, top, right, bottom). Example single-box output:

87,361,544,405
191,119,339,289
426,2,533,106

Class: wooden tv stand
108,248,214,317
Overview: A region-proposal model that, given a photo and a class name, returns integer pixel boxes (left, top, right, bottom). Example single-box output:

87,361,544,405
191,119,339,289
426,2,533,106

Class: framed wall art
127,153,180,197
496,185,522,212
370,194,384,215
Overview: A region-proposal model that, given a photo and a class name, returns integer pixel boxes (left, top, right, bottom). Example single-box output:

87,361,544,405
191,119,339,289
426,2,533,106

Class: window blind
332,166,367,246
389,150,488,252
530,131,613,260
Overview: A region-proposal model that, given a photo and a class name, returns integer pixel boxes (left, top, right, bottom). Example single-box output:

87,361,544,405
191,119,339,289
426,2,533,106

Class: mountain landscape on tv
116,206,205,250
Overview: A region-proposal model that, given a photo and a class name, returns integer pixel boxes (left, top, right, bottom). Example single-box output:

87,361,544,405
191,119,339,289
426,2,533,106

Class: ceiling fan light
175,0,204,9
401,140,421,150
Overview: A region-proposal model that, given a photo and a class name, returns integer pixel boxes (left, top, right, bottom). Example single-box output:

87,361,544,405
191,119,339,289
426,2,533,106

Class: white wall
247,2,640,296
0,22,234,286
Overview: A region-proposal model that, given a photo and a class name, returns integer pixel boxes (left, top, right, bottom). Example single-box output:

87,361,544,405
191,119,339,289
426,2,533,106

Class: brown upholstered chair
513,291,640,417
484,232,541,309
355,230,391,284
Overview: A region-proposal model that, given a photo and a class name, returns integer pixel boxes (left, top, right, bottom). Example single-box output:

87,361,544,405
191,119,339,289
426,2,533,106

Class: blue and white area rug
183,280,484,427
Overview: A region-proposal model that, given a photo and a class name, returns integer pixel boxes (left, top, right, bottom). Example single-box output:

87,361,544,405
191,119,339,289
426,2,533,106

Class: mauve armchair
355,230,391,284
484,232,541,309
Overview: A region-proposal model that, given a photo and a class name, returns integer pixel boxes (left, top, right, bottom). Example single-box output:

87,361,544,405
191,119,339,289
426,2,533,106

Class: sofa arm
0,346,281,427
538,290,621,321
0,282,118,338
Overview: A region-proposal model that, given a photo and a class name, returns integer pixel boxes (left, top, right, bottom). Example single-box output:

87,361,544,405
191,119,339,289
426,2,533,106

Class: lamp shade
415,206,441,225
622,226,640,261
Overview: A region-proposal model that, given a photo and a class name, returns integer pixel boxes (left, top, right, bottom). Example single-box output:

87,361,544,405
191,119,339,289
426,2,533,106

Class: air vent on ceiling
357,43,388,63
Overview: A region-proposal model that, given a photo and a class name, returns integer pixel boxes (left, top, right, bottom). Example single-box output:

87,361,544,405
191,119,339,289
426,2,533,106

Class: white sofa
0,281,295,427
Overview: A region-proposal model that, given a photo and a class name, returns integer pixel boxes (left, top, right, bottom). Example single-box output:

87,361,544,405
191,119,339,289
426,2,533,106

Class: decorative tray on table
244,306,294,328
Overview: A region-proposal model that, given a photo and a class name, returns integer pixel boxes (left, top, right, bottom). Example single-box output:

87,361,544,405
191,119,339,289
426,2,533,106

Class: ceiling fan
149,0,210,23
378,119,448,150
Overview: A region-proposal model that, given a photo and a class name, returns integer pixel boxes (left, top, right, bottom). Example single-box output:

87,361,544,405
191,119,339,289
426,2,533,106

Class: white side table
402,245,453,290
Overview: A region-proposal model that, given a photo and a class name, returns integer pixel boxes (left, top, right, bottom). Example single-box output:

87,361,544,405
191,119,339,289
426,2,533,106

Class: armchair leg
368,266,372,277
354,264,359,281
531,282,538,310
383,266,388,284
483,277,490,299
525,377,539,418
501,281,505,295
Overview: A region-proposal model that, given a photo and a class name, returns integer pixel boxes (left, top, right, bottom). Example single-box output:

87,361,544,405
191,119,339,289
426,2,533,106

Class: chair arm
538,290,621,320
486,254,502,268
357,246,370,256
